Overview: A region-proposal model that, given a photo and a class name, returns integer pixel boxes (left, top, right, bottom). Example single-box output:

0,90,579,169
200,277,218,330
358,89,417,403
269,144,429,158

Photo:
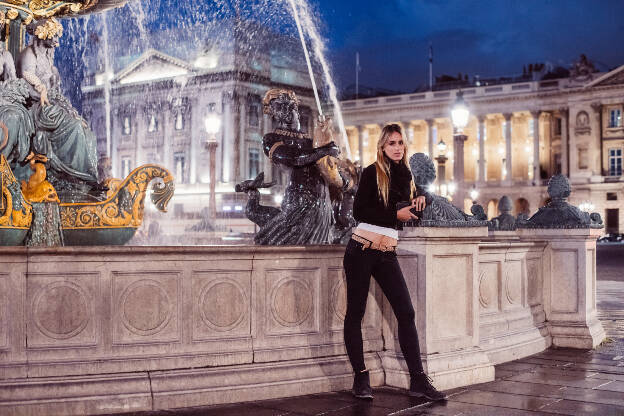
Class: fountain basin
0,227,604,415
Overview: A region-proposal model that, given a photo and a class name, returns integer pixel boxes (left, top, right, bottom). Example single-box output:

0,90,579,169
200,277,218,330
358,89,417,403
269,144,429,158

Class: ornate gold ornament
20,155,60,203
60,164,174,230
0,155,33,229
33,16,62,39
6,8,18,19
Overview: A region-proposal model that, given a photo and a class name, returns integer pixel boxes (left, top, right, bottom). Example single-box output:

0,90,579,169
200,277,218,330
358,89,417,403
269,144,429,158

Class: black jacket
353,160,417,230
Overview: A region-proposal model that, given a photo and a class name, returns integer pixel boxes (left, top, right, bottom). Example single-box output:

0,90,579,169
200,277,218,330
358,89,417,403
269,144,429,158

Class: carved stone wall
0,230,605,415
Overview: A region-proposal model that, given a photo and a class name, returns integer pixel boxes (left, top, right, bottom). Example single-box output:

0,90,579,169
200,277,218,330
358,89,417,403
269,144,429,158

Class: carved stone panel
192,271,251,341
551,250,579,314
526,258,542,307
265,268,320,336
27,273,98,348
0,273,7,350
431,255,472,344
502,260,523,310
478,262,500,314
112,272,180,345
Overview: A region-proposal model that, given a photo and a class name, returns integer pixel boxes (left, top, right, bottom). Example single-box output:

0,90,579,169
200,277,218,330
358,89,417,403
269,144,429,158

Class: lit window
609,109,622,128
248,148,260,178
249,103,259,127
609,148,622,176
121,157,132,178
175,112,184,130
123,116,131,135
174,152,186,183
148,114,159,132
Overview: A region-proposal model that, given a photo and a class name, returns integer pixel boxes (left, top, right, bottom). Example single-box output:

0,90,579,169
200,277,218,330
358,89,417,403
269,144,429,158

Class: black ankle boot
352,370,373,400
409,372,446,401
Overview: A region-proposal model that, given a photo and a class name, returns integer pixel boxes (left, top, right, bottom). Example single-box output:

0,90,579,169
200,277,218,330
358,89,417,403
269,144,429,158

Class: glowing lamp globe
205,114,222,135
451,91,470,132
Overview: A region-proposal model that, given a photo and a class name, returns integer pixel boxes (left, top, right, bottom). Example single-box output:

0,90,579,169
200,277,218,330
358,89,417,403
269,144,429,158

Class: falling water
287,0,351,159
101,13,113,160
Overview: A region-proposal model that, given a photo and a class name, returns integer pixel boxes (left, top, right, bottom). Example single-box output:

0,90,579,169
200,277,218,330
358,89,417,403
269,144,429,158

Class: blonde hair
374,124,414,207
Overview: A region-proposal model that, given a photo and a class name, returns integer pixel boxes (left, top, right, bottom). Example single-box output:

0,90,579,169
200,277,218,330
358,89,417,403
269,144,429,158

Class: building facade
81,36,318,227
340,61,624,234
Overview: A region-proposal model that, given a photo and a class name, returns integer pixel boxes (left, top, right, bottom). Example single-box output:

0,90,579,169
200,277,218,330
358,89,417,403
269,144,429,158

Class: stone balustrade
0,227,605,415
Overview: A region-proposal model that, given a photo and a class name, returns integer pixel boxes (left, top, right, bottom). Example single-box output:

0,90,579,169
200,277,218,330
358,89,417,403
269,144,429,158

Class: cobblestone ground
108,245,624,416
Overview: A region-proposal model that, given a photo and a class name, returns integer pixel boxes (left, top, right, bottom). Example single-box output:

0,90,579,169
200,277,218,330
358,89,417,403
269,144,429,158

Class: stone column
402,121,413,151
221,92,235,183
262,113,272,182
477,115,486,184
354,125,364,164
560,108,569,177
189,99,200,184
518,228,606,349
590,103,603,178
206,140,219,218
453,133,468,211
503,113,513,185
530,111,541,184
163,107,173,170
426,119,435,157
238,98,247,181
387,227,494,390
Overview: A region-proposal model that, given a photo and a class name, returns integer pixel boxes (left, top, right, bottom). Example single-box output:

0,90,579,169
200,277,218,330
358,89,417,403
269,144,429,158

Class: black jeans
342,238,424,377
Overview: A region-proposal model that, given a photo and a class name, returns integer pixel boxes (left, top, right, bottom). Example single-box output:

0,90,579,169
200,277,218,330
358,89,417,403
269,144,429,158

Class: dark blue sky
316,0,624,92
57,0,624,104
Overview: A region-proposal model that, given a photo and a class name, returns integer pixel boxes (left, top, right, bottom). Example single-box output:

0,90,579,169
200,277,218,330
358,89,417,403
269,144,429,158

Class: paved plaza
107,245,624,416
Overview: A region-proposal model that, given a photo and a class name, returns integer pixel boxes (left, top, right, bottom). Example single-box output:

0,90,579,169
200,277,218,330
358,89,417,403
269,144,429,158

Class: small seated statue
16,18,100,201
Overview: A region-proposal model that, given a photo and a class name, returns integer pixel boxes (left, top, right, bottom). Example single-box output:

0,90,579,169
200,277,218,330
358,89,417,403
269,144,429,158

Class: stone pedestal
519,228,606,348
386,226,495,391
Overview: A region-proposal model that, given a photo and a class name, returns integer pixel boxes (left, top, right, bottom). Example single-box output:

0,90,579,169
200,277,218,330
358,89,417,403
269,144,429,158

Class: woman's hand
397,200,418,222
413,195,426,211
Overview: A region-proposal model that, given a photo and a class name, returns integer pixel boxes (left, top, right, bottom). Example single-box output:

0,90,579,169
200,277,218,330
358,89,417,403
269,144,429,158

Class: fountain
0,1,174,246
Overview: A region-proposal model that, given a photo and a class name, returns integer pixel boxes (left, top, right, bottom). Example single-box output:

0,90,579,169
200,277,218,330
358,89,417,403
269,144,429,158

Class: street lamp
204,113,222,219
450,90,470,211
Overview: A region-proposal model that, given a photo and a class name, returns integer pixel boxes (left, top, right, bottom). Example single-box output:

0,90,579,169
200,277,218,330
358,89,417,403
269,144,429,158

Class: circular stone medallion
271,278,313,327
199,280,246,331
34,282,90,340
121,280,171,336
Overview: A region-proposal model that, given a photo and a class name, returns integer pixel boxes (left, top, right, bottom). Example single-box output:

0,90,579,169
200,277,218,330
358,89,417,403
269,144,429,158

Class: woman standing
343,124,445,401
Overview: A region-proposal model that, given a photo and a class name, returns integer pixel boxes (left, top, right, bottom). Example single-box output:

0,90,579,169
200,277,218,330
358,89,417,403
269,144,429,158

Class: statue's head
28,18,63,49
263,88,300,130
408,153,436,187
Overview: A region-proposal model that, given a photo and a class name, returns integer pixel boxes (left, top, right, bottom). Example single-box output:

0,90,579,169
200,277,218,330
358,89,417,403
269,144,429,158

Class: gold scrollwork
60,164,175,230
0,155,33,229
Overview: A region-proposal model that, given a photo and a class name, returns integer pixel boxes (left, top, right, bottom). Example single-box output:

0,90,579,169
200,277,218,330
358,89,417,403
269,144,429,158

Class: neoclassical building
81,23,318,225
340,59,624,234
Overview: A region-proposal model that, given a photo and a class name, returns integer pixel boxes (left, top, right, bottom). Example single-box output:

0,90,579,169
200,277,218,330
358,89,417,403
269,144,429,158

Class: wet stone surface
105,245,624,416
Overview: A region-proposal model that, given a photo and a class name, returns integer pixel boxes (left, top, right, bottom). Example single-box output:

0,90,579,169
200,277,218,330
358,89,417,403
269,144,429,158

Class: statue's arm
19,51,47,99
271,142,340,167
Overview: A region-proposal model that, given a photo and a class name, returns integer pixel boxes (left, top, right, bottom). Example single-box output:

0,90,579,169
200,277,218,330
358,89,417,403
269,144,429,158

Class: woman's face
382,131,405,162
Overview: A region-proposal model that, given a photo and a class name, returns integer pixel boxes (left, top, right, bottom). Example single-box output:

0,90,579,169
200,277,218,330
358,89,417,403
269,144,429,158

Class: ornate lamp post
205,114,222,219
450,90,470,211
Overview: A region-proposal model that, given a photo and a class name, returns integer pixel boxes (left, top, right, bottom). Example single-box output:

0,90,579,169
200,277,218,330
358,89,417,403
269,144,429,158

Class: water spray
287,0,352,159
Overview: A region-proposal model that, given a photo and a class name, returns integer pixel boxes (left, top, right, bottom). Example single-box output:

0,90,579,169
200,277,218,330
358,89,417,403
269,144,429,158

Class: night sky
56,0,624,105
317,0,624,93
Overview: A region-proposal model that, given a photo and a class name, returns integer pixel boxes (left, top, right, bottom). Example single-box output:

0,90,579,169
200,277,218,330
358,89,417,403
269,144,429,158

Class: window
609,148,622,176
248,148,260,179
609,109,622,128
607,192,618,201
174,152,186,183
122,116,131,135
147,114,159,132
121,157,132,178
175,112,184,130
248,103,259,127
299,114,309,133
554,117,562,136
